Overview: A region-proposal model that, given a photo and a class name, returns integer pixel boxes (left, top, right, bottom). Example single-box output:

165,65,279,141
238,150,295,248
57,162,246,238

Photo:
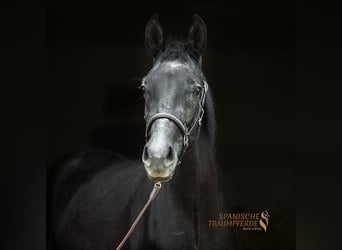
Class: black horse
49,15,236,250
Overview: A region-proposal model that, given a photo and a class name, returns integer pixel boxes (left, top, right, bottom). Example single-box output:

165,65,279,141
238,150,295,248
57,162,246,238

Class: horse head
141,15,209,182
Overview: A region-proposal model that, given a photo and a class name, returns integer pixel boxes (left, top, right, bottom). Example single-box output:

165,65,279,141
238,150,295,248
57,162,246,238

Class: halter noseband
145,81,208,160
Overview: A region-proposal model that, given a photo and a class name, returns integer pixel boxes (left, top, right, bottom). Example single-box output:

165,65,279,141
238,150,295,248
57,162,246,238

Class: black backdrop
47,3,294,249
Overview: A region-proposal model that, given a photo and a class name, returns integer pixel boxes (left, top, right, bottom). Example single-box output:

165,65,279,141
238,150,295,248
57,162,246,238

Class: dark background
0,2,308,250
47,3,294,250
2,3,342,250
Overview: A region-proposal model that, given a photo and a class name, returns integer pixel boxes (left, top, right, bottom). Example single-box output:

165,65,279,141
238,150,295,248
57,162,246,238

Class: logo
259,210,270,232
208,210,270,232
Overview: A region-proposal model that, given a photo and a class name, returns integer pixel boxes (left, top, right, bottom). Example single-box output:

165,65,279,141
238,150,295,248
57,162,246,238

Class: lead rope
115,182,162,250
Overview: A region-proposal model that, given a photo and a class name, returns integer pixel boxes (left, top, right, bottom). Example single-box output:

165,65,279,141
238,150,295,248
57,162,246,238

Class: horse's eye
194,84,202,95
138,83,146,93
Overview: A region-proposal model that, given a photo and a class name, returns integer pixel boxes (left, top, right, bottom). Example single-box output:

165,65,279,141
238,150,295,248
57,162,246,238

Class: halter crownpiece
145,80,208,159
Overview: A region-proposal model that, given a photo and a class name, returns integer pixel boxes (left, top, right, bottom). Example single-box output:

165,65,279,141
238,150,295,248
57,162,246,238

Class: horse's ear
188,15,207,58
145,14,164,58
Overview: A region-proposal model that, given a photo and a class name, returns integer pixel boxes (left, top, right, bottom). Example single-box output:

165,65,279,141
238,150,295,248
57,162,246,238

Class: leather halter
145,80,208,160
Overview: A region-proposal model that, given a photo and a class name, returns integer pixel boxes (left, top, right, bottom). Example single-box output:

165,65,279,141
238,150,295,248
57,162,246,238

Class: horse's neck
146,133,226,248
170,133,222,216
158,133,223,248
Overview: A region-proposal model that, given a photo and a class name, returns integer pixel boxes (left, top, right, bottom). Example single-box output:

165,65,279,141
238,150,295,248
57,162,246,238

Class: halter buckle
198,107,205,126
183,134,189,149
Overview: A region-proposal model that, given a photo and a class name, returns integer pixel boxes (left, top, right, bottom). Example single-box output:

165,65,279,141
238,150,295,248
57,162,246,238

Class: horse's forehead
150,61,193,76
161,61,189,69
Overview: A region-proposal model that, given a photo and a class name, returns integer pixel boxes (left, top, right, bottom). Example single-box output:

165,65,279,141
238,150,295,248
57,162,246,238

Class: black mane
203,88,217,150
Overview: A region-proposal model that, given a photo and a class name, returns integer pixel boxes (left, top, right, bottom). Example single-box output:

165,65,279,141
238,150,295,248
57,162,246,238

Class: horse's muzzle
142,144,177,183
147,174,173,183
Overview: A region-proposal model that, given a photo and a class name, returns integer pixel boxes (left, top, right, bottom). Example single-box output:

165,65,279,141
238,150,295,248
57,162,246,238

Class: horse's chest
129,208,198,249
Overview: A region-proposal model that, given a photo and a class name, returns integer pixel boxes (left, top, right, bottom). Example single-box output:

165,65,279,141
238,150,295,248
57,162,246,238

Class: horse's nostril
143,146,150,162
164,146,177,168
166,147,173,161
